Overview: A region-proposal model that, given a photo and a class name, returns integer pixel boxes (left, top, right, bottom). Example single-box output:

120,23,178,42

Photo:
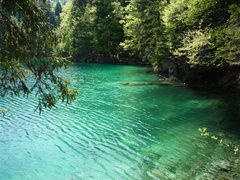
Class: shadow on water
215,90,240,136
190,87,240,137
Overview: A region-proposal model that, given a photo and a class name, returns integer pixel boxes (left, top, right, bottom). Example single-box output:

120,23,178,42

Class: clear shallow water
0,64,239,179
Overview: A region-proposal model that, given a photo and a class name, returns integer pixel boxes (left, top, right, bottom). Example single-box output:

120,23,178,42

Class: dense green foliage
0,0,76,111
120,0,169,69
163,0,240,66
58,0,240,71
45,0,63,26
55,1,62,25
57,0,124,58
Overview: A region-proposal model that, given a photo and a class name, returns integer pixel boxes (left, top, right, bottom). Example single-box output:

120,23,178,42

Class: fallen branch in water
122,80,185,87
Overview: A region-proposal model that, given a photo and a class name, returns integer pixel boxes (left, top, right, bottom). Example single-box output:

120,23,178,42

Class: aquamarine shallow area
0,64,239,179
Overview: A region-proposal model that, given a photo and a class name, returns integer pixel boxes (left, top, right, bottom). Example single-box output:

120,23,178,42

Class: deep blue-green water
0,64,239,179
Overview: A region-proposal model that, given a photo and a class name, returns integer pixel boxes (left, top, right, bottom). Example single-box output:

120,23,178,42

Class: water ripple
0,64,238,180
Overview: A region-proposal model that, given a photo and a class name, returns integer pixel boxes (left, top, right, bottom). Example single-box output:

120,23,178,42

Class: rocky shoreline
157,63,240,89
71,55,240,89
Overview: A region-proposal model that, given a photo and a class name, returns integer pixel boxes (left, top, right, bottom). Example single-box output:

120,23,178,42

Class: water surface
0,64,239,179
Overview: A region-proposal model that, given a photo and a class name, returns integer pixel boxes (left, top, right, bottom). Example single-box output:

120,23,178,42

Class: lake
0,64,239,179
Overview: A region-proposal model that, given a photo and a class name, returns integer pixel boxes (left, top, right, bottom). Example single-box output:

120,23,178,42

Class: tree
58,0,125,59
121,0,169,70
57,0,95,57
93,0,124,55
0,0,76,111
163,0,240,66
45,0,57,25
55,1,63,25
55,1,63,17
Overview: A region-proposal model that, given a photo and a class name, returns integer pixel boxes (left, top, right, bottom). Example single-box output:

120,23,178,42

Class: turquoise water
0,64,239,179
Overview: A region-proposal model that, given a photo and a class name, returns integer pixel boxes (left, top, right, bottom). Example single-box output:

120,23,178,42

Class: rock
196,159,240,180
150,168,177,180
211,160,231,172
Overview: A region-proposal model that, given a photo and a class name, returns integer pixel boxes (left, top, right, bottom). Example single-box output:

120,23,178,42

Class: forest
57,0,240,87
0,0,240,179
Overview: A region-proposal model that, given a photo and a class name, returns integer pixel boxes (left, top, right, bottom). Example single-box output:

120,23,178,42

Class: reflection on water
0,64,239,179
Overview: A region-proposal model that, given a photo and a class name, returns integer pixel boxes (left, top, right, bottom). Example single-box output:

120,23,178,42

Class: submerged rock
149,168,177,180
196,160,240,180
212,160,231,172
0,109,10,115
